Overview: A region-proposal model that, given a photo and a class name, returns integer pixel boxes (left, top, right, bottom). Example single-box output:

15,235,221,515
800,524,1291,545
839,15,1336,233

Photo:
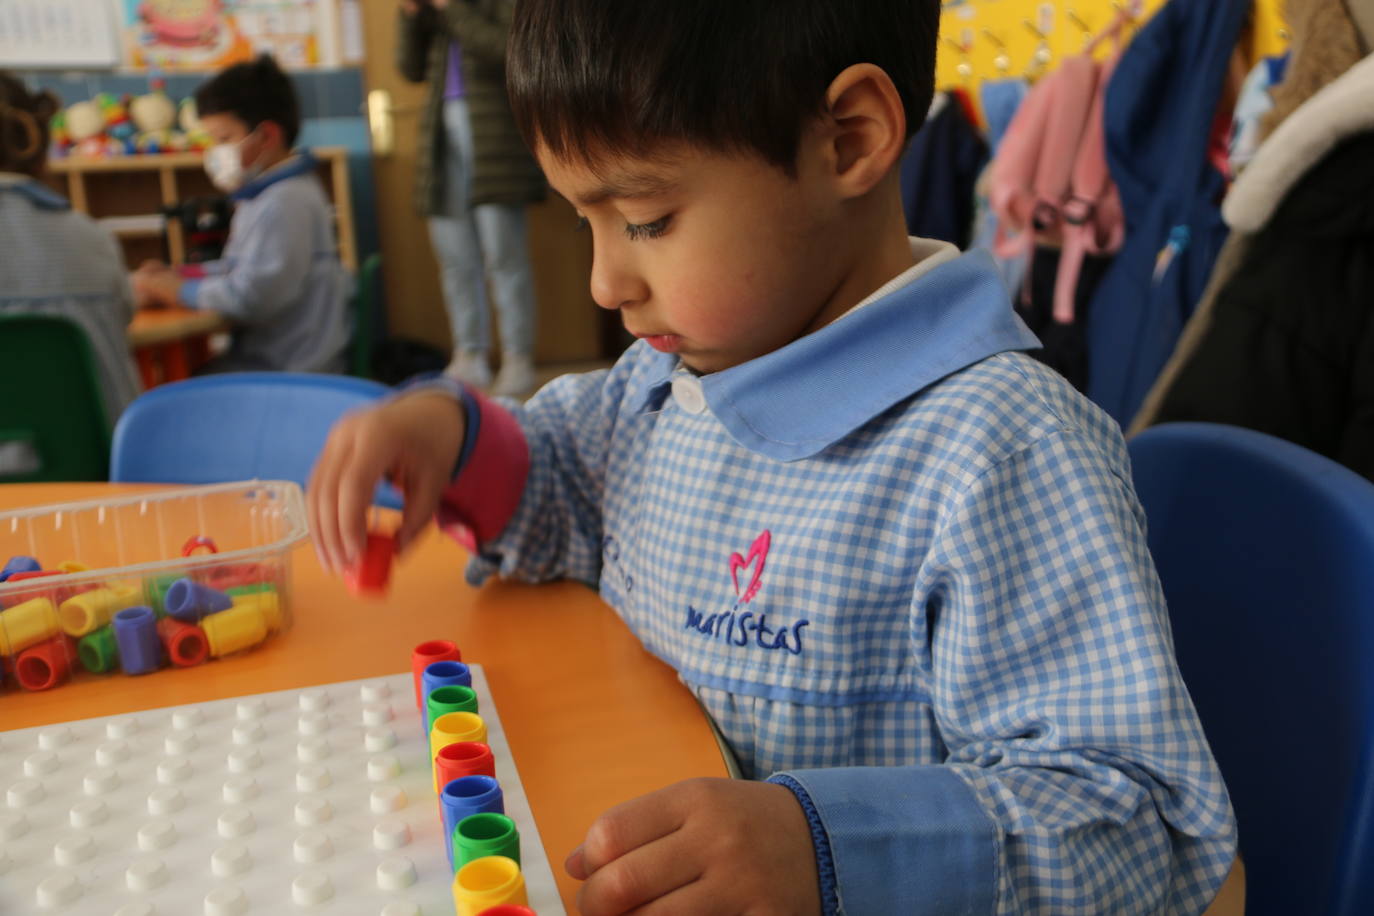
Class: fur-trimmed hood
1223,52,1374,232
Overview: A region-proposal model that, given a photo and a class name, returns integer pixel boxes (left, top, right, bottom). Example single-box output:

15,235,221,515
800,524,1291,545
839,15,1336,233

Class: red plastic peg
14,634,77,691
344,532,394,597
411,639,462,709
156,617,210,667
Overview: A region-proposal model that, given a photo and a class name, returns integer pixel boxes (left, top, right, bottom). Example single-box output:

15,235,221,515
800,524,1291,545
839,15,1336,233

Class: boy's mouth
637,334,682,353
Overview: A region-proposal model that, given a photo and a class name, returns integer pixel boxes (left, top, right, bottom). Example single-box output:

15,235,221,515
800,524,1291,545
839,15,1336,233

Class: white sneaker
445,350,491,389
490,351,537,398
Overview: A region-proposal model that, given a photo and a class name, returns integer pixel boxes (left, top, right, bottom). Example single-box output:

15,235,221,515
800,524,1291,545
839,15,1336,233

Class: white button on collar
671,375,708,415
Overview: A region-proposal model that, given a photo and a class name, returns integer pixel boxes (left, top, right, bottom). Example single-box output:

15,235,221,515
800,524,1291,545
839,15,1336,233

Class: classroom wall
935,0,1288,97
13,67,379,270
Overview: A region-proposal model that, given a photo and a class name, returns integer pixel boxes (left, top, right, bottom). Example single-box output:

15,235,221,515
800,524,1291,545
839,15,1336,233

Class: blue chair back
111,373,395,502
1128,423,1374,916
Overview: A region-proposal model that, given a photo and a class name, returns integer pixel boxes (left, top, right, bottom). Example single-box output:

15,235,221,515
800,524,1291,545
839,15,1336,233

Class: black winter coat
1152,130,1374,480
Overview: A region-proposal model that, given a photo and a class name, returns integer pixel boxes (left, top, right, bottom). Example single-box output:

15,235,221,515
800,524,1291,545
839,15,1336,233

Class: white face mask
204,141,245,192
204,130,262,192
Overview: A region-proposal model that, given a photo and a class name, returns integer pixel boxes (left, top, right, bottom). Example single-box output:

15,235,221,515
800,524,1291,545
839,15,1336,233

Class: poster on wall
120,0,340,71
0,0,121,68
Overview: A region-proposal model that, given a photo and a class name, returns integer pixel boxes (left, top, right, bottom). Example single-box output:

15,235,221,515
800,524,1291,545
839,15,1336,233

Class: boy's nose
589,243,647,311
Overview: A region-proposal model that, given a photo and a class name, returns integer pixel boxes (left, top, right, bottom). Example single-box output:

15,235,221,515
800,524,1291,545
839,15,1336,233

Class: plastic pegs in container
112,607,162,676
0,596,60,656
162,579,233,623
13,634,76,691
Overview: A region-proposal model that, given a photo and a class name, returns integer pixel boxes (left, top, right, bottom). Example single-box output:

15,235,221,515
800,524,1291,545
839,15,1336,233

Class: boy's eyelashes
624,216,671,241
572,214,672,241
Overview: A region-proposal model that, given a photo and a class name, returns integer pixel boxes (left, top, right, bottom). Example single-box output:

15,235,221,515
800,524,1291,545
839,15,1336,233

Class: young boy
133,55,351,374
309,2,1238,912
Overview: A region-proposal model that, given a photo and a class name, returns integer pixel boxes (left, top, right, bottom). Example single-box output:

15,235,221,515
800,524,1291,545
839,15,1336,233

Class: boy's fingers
395,469,441,555
575,832,702,916
337,443,385,568
578,792,686,877
308,431,353,574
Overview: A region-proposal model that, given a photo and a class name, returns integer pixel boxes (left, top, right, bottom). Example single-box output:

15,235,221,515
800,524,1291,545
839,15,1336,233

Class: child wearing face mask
132,55,351,374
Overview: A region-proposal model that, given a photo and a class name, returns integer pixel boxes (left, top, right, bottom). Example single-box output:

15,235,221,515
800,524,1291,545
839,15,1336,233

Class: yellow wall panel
935,0,1289,119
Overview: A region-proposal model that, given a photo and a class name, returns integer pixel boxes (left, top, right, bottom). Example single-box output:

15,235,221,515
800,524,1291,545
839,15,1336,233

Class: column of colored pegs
410,640,536,914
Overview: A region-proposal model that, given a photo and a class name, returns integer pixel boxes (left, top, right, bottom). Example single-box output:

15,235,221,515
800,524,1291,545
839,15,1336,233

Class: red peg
411,639,462,708
15,634,77,691
344,533,394,597
156,617,210,667
435,741,496,788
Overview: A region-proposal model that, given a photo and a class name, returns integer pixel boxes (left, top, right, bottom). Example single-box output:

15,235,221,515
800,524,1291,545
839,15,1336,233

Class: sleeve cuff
767,774,841,916
432,384,529,552
177,278,203,308
769,765,1000,915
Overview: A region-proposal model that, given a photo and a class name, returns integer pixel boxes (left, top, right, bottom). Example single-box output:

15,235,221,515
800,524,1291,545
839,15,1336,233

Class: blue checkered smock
452,247,1237,914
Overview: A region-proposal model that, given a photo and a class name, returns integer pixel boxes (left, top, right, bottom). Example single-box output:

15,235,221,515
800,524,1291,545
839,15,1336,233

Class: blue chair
111,372,400,507
1128,423,1374,916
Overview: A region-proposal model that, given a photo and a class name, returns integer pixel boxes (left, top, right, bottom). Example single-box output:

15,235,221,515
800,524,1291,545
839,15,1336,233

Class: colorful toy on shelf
131,81,186,154
95,92,138,155
48,110,70,157
178,97,213,150
63,100,111,158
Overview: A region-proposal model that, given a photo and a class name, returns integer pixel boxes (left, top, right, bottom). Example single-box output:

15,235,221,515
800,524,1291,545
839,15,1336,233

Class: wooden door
356,3,603,364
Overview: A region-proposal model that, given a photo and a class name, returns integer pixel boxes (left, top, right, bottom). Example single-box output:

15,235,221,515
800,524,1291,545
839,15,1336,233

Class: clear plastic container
0,481,307,692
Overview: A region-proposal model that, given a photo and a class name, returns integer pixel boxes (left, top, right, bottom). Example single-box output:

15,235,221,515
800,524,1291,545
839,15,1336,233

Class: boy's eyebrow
571,172,679,207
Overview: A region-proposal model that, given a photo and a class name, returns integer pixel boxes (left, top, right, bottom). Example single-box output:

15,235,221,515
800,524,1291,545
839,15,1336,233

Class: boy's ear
817,63,908,199
258,119,287,151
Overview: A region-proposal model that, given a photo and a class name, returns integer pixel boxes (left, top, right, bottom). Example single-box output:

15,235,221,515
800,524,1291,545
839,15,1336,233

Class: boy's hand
307,391,466,574
131,267,182,309
568,778,822,916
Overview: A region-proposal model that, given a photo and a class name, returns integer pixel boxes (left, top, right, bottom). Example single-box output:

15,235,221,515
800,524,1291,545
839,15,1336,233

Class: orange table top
127,308,227,347
0,482,727,911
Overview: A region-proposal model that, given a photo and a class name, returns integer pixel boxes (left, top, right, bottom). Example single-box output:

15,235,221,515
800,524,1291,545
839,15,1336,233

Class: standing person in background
0,72,141,423
398,0,545,397
132,55,352,375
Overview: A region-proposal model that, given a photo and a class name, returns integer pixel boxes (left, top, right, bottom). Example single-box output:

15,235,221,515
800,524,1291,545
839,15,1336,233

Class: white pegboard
0,668,565,916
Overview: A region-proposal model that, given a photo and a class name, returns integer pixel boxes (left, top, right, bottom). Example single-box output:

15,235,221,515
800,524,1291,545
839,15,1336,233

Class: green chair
351,253,383,378
0,314,110,481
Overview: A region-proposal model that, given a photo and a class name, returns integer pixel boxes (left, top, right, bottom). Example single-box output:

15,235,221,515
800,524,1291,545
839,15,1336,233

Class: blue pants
427,98,536,357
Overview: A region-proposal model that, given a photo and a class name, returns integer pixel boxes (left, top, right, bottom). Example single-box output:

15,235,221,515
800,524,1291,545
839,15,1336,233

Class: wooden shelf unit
45,147,357,272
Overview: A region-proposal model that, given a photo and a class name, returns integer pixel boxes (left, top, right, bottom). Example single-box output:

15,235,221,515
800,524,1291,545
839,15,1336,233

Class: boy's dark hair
0,71,59,177
195,54,301,147
509,0,941,174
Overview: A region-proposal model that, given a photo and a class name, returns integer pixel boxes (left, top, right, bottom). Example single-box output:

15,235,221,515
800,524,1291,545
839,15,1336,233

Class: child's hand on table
568,777,822,916
131,264,182,309
307,391,466,575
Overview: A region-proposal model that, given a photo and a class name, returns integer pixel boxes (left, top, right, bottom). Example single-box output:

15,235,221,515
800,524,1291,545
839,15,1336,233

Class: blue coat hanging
1084,0,1251,425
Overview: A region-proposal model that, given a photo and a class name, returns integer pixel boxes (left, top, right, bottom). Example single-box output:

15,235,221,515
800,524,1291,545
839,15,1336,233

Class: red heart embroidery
729,530,770,605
